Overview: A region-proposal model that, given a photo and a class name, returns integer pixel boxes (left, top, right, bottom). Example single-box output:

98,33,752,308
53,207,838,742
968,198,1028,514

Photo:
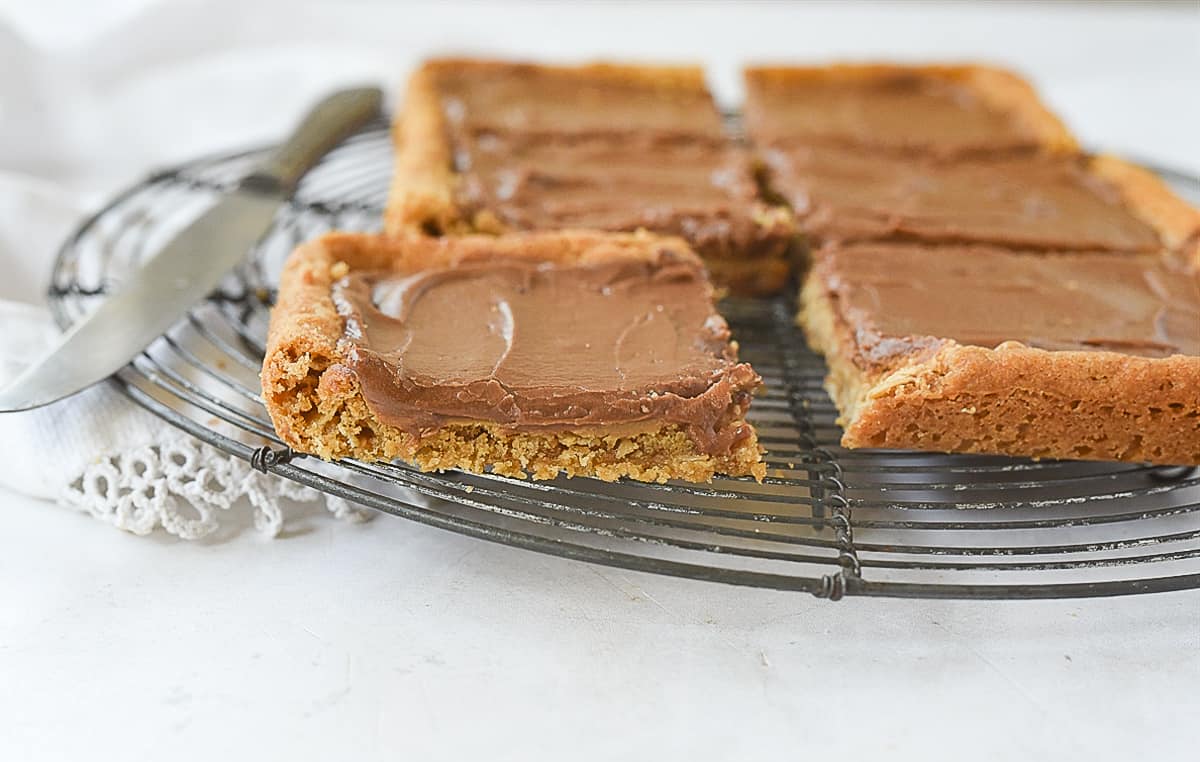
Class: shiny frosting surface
434,66,725,137
768,146,1162,252
453,131,765,255
819,243,1200,368
747,73,1038,154
332,253,761,454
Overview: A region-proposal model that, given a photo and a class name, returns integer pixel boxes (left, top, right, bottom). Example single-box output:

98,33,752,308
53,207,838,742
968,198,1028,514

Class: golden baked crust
704,256,794,297
407,57,713,95
743,62,1078,155
385,58,796,295
262,230,766,483
387,63,459,236
1091,154,1200,266
798,266,1200,466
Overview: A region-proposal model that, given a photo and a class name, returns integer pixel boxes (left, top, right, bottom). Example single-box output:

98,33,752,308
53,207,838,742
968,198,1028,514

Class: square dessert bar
762,148,1200,261
403,58,729,138
799,242,1200,465
743,63,1077,157
262,230,767,483
387,58,795,295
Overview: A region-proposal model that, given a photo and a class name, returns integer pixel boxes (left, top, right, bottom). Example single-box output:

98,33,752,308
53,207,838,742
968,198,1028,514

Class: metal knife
0,86,383,412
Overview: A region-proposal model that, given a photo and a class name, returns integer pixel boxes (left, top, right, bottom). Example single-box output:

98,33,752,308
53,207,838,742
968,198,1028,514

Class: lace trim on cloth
61,438,370,540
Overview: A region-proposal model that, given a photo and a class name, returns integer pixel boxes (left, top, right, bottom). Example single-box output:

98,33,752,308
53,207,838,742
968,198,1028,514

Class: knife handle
242,86,384,197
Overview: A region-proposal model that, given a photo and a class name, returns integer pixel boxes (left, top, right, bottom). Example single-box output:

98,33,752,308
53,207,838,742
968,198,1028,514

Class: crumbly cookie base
705,256,793,296
264,353,765,483
798,271,1200,466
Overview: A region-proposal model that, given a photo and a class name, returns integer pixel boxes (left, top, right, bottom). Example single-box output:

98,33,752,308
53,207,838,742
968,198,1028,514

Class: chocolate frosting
747,73,1038,155
768,146,1162,252
434,66,725,138
818,243,1200,369
453,131,766,257
331,254,762,454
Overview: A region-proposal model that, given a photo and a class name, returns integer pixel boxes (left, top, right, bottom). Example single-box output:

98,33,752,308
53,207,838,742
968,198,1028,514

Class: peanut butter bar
761,149,1200,258
262,230,766,482
744,63,1077,157
799,242,1200,465
387,58,795,295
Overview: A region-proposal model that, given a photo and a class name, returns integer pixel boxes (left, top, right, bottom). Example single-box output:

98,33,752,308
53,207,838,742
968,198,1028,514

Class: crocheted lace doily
62,437,370,539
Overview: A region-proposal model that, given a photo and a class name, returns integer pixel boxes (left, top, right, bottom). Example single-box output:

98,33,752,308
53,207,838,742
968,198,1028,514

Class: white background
1,2,1198,760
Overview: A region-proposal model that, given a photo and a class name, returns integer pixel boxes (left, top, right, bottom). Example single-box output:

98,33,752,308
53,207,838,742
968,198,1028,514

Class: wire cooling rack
48,119,1200,599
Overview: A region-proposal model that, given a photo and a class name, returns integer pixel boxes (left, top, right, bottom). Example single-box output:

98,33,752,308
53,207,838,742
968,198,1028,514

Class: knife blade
0,86,382,412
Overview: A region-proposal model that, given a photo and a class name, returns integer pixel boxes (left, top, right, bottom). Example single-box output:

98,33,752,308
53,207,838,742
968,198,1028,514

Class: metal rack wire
48,119,1200,599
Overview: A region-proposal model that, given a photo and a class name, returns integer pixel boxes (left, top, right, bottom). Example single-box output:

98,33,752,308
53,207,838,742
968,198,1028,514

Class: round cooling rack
48,119,1200,600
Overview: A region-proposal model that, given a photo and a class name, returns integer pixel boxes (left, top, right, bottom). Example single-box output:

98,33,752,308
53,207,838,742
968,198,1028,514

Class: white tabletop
3,491,1198,760
1,2,1198,760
